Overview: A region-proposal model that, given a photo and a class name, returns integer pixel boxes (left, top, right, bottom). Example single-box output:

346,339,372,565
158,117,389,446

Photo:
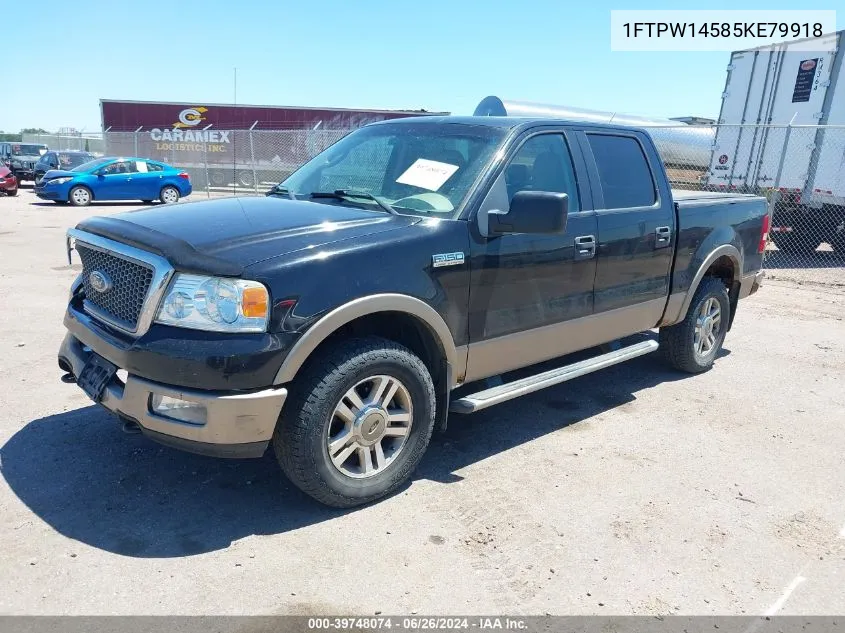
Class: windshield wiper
310,189,397,215
267,185,296,199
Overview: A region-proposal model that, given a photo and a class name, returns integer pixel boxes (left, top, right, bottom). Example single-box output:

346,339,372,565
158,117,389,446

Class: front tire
274,337,436,508
68,186,92,207
6,187,17,197
160,186,180,204
659,278,730,374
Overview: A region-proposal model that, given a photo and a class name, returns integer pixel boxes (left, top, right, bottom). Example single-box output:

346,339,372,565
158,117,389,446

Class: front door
465,131,598,382
97,160,137,200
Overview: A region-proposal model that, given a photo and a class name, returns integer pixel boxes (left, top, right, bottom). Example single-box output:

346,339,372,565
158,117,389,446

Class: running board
450,340,659,414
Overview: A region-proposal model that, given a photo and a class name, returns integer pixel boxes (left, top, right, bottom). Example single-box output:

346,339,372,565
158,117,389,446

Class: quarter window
587,134,656,209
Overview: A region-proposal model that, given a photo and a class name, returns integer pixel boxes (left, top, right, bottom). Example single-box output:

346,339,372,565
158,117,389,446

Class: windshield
13,144,47,156
279,122,506,217
58,153,94,169
72,157,112,173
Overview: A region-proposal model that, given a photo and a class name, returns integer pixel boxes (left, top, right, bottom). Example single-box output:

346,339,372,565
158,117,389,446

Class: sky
4,0,843,132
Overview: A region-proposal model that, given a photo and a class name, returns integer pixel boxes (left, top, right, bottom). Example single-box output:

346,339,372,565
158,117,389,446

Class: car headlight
10,160,22,168
48,177,73,185
155,274,270,333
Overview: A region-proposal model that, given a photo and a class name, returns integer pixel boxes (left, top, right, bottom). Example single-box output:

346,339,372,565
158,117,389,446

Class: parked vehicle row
0,142,48,184
34,150,95,184
0,166,18,196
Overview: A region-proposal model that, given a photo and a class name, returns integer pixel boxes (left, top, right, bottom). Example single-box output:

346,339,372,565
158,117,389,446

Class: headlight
11,160,21,167
155,274,270,333
48,177,73,185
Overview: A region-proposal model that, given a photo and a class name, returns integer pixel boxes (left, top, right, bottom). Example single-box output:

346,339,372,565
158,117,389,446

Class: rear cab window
586,134,656,209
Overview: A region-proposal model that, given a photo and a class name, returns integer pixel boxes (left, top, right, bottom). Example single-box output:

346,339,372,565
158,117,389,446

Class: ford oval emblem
89,270,112,294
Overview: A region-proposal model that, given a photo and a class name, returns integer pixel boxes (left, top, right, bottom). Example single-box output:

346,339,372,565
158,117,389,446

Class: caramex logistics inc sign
150,107,231,153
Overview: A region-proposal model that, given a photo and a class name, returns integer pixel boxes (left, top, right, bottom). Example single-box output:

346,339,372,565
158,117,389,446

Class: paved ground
1,186,843,616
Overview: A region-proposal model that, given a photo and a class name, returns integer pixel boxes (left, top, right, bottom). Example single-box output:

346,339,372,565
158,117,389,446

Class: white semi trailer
706,30,845,252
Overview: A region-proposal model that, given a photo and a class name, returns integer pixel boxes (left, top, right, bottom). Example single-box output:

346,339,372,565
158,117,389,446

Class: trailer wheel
832,222,845,254
237,171,255,187
770,231,812,253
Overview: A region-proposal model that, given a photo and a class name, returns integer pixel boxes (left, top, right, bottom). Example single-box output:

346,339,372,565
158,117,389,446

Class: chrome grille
76,243,154,330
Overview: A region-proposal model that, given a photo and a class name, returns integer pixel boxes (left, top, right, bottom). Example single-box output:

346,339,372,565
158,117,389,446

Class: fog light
149,394,207,425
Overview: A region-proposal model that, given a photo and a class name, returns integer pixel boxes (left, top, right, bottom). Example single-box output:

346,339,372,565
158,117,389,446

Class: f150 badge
432,252,465,268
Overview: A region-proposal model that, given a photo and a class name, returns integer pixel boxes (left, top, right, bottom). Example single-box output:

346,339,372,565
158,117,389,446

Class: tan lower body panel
463,298,666,383
59,333,287,446
739,271,764,299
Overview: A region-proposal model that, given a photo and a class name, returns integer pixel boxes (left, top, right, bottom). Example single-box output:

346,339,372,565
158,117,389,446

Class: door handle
655,226,671,249
574,234,596,259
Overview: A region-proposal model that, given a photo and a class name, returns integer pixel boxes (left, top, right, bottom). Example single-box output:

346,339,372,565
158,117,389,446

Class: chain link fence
97,124,843,286
649,123,845,287
103,128,351,196
23,133,106,155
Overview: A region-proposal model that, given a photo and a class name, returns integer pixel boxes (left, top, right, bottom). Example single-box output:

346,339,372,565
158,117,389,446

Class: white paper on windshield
395,159,459,192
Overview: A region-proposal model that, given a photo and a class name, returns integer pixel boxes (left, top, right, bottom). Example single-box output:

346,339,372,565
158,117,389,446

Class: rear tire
159,186,180,204
273,336,436,508
659,278,730,374
68,186,91,207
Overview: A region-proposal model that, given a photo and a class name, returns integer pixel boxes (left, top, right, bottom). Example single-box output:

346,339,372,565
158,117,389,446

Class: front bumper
59,332,287,458
12,168,34,181
35,188,62,200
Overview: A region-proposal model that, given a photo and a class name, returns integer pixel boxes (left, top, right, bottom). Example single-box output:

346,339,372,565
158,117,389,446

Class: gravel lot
1,186,844,616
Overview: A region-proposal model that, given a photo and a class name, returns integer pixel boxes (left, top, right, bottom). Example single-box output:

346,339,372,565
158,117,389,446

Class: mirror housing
487,191,569,235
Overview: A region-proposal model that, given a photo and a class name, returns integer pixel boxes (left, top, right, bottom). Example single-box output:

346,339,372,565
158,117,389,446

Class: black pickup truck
58,115,769,507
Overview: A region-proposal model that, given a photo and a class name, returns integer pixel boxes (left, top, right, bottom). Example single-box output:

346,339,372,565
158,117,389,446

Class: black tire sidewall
311,356,433,501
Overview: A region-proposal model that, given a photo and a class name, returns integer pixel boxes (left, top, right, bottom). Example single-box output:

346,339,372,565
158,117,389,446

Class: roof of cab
371,114,649,134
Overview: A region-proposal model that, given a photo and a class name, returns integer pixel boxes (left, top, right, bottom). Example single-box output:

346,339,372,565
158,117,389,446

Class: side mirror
487,191,569,235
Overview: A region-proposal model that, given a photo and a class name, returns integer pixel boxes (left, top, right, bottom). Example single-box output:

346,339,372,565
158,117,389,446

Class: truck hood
74,196,421,275
12,155,42,163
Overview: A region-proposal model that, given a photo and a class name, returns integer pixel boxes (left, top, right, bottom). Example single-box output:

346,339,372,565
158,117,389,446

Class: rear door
581,130,675,329
130,160,159,199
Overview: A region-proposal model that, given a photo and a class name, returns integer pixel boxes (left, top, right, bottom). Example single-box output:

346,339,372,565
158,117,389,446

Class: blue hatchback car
35,157,192,206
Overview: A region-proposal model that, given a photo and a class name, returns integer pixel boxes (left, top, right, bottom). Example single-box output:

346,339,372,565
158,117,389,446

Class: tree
20,128,49,134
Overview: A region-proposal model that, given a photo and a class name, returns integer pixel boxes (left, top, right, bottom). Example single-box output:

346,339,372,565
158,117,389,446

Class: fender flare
274,293,461,386
665,244,743,325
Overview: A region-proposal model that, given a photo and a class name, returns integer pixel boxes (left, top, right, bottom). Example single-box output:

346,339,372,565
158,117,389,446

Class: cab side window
504,134,580,213
104,161,137,175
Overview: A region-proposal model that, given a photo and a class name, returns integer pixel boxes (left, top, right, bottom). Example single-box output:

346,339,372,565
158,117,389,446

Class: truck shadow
1,334,728,558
